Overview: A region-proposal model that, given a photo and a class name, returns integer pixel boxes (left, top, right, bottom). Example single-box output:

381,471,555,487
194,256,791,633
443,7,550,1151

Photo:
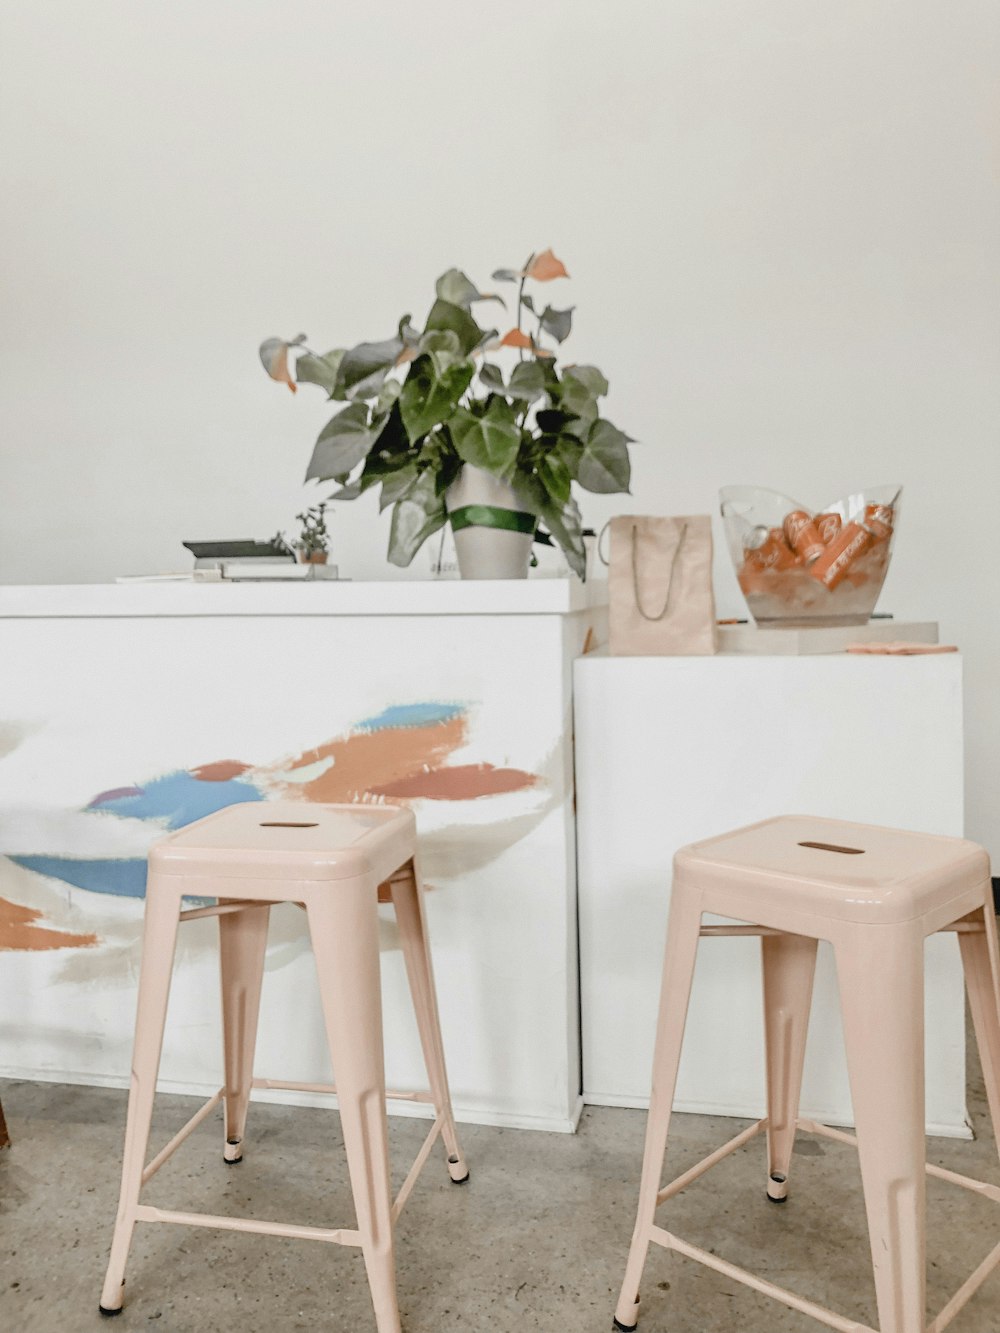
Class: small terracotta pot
297,549,328,565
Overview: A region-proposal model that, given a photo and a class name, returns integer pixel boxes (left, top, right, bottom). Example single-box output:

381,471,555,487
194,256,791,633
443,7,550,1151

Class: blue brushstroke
9,701,470,903
11,772,264,899
86,772,264,827
11,855,149,899
356,703,464,733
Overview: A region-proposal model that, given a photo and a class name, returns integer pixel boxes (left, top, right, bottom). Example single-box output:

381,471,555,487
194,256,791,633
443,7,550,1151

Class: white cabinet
0,579,605,1133
575,651,968,1136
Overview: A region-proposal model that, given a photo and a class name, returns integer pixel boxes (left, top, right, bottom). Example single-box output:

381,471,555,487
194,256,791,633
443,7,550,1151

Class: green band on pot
448,505,537,535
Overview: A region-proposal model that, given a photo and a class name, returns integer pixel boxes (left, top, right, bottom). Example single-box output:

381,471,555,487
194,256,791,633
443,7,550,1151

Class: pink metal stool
99,801,468,1333
613,815,1000,1333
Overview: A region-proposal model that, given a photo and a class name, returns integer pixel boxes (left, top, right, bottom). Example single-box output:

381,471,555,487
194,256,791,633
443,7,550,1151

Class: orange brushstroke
0,897,98,952
281,716,470,803
372,764,538,801
191,760,253,781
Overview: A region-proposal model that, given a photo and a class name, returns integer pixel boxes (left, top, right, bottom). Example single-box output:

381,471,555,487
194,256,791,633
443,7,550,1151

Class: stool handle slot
798,840,865,855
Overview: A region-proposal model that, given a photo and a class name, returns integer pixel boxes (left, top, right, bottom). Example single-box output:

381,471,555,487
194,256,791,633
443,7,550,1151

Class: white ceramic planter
445,466,536,580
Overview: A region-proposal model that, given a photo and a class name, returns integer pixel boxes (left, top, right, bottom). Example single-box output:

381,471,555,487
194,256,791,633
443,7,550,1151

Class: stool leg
614,891,702,1332
219,904,270,1164
836,926,926,1333
389,859,468,1183
100,881,181,1316
958,903,1000,1158
308,889,401,1333
761,933,818,1202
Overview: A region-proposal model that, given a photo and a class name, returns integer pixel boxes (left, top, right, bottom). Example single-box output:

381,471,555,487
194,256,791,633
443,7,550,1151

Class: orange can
743,526,798,571
864,503,894,542
783,510,826,564
814,512,842,544
809,521,873,590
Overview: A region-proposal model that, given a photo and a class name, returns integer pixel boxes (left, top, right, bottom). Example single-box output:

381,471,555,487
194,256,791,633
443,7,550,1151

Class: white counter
0,578,602,619
574,650,968,1137
0,579,606,1133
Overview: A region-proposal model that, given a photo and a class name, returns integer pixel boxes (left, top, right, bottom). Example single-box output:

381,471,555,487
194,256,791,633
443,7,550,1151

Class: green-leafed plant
260,249,633,578
295,502,329,557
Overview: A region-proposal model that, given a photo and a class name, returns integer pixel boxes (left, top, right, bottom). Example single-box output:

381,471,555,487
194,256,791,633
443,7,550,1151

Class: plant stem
516,252,534,363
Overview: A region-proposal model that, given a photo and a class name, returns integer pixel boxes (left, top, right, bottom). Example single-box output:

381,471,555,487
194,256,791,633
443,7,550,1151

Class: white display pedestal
574,650,969,1136
0,579,605,1133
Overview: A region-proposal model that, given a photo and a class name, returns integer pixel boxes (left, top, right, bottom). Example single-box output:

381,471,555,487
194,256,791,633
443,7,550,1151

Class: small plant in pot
260,250,634,579
295,502,330,564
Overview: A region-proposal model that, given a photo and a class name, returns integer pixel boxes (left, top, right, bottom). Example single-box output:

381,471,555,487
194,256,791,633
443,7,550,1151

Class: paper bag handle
632,520,688,621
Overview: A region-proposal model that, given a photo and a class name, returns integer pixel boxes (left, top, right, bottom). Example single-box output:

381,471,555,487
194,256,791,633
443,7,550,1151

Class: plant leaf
470,326,499,356
507,360,546,402
536,408,579,434
259,337,298,393
388,472,447,567
525,248,569,281
295,349,345,395
539,305,574,343
577,418,633,494
537,451,572,505
327,478,365,500
478,363,506,395
563,364,609,397
418,328,463,375
399,354,474,442
491,267,522,283
514,475,586,578
450,397,521,475
333,333,405,401
305,402,379,481
554,433,584,479
377,462,420,512
499,328,533,350
424,298,484,355
435,268,480,308
434,268,506,310
555,375,599,439
375,378,402,414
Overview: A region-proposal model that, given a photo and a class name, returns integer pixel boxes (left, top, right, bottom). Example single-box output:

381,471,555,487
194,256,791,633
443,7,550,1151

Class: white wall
2,2,999,850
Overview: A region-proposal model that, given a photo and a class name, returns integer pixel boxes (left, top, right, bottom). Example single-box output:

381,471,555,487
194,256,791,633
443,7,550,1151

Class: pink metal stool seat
613,814,1000,1333
99,801,468,1333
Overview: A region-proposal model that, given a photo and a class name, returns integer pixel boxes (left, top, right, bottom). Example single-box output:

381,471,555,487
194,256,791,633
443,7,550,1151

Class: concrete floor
2,1061,1000,1333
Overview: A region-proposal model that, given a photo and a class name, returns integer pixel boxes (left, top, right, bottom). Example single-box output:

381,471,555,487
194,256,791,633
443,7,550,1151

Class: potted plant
295,502,330,564
259,249,634,579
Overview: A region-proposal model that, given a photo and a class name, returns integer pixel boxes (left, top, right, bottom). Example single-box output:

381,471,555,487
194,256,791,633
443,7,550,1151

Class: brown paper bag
606,515,717,656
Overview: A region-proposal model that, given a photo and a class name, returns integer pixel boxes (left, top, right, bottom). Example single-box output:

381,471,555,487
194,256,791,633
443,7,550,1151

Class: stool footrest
926,1238,1000,1331
134,1204,362,1248
649,1226,876,1333
798,1119,1000,1205
697,922,985,938
392,1117,443,1222
651,1114,1000,1332
179,900,275,922
142,1090,224,1185
655,1118,767,1206
250,1077,435,1105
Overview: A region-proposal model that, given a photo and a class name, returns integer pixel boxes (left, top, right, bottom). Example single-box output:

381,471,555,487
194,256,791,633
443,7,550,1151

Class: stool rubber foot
767,1171,788,1203
98,1305,123,1318
447,1154,469,1184
613,1319,638,1332
767,1191,788,1204
224,1137,243,1165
